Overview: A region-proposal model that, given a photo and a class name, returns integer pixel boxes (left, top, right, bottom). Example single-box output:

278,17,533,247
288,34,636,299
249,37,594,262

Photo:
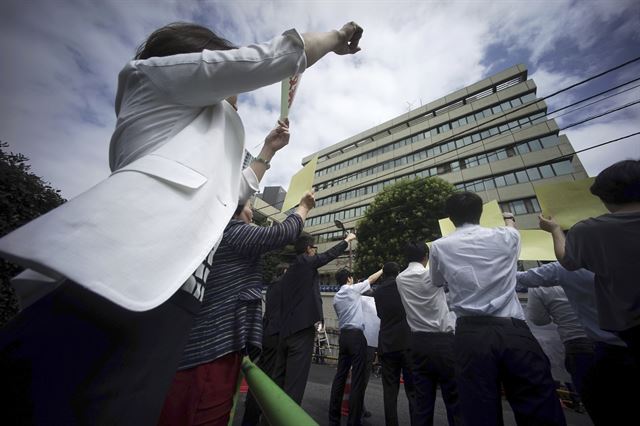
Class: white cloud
0,0,638,198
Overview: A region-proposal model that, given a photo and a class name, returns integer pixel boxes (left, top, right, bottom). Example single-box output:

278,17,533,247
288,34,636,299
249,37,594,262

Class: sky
1,0,639,199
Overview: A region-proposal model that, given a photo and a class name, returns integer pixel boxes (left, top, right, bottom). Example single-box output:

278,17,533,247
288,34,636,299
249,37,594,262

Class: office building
301,64,587,283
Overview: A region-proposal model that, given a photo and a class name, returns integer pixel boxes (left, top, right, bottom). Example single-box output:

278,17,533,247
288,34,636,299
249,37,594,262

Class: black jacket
373,277,411,354
279,240,348,338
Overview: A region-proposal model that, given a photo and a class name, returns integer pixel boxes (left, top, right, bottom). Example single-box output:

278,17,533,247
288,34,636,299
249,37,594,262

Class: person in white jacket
0,21,363,424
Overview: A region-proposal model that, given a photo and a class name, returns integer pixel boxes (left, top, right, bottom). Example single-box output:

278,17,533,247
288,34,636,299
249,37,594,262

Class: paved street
234,363,593,426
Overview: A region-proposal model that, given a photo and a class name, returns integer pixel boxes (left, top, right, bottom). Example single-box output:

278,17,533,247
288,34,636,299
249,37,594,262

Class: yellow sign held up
281,156,318,212
534,178,607,230
518,230,555,261
438,200,504,237
436,199,556,261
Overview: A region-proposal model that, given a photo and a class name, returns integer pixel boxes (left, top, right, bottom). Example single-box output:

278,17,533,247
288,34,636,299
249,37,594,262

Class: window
539,164,554,178
512,200,527,215
540,135,559,148
494,175,506,187
437,163,452,175
527,167,541,181
515,170,528,182
552,160,573,176
517,143,531,155
528,139,542,151
504,173,518,185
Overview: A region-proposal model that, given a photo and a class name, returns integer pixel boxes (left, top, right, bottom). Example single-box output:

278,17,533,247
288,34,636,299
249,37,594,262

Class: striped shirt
179,213,304,370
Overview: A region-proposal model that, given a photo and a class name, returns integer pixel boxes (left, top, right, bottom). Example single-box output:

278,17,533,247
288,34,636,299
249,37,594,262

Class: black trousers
380,349,416,426
242,333,279,426
410,332,459,426
454,316,566,426
0,280,200,426
272,326,316,404
329,328,367,426
580,341,639,425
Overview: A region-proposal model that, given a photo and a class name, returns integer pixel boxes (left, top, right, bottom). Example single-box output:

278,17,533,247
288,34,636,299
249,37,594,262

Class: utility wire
252,72,640,219
257,94,640,228
307,131,640,238
251,57,640,222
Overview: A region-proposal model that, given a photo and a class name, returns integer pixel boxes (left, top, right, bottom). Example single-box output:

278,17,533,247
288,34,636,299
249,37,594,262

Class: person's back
430,192,565,426
273,232,353,405
431,225,522,319
374,276,411,354
329,267,381,426
540,159,640,353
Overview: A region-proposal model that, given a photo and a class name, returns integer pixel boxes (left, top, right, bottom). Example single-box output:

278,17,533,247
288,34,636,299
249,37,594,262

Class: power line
252,57,640,222
307,131,640,238
261,93,640,228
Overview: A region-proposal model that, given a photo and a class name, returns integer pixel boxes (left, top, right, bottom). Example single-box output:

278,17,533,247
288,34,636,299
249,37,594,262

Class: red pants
158,352,242,426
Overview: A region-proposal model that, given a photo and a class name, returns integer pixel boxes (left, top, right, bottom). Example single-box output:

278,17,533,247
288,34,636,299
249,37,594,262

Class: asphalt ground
233,362,594,426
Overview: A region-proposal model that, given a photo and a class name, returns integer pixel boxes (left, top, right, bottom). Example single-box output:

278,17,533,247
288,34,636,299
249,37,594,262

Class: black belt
457,316,528,328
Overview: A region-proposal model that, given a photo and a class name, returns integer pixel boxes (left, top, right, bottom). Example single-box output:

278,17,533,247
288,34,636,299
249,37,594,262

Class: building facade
257,186,287,210
301,64,587,283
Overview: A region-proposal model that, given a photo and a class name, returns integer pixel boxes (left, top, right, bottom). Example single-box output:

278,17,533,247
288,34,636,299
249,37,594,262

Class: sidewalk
234,363,593,425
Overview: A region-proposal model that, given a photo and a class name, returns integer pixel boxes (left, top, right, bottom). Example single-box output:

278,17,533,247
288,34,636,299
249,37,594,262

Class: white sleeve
354,279,372,294
136,30,307,107
238,167,259,204
429,244,446,288
526,288,552,326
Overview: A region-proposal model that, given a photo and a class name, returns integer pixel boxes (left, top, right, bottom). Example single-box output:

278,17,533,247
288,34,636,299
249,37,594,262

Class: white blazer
0,30,307,312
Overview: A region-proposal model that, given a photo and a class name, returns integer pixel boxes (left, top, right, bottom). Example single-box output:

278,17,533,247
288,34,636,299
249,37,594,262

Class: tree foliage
354,177,456,276
0,141,66,326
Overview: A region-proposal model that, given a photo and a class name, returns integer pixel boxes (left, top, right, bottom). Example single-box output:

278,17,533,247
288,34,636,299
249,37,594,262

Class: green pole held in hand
240,356,318,426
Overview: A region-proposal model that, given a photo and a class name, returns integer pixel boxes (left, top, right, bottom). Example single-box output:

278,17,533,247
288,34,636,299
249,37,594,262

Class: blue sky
1,0,639,198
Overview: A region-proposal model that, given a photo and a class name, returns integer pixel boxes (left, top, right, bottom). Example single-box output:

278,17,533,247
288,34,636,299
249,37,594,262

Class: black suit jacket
373,277,411,354
279,240,348,338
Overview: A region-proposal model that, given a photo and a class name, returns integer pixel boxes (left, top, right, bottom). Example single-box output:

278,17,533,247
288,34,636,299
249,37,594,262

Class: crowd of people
327,160,639,426
0,15,638,426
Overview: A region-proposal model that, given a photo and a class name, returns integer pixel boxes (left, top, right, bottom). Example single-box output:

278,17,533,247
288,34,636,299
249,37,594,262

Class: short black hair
294,233,315,254
445,192,483,227
135,22,236,60
335,268,352,285
382,262,400,278
590,160,640,205
404,241,429,263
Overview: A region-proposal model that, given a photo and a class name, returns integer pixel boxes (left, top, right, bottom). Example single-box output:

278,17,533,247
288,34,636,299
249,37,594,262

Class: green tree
0,141,66,326
354,176,456,276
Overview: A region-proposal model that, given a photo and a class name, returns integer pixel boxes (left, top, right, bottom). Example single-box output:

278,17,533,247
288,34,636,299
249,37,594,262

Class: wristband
252,156,271,170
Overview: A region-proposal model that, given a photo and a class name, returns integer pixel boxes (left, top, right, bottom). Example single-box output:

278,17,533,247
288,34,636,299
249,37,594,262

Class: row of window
315,91,538,177
317,119,559,192
317,75,526,163
455,159,574,192
499,197,542,215
314,111,549,207
306,205,369,228
311,195,543,243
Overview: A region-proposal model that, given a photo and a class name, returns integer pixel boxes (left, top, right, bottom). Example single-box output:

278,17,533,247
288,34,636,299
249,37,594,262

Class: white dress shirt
517,262,625,346
430,224,524,319
0,30,307,311
526,286,589,343
361,296,380,347
396,262,455,333
333,280,371,331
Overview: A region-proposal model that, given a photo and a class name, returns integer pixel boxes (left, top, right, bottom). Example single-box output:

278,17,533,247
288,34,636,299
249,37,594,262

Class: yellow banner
281,156,318,212
519,230,556,261
438,199,504,237
534,178,607,229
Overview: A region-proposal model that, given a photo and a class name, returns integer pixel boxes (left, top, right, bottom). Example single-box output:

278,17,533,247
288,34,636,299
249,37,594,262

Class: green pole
227,367,245,426
240,356,319,426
